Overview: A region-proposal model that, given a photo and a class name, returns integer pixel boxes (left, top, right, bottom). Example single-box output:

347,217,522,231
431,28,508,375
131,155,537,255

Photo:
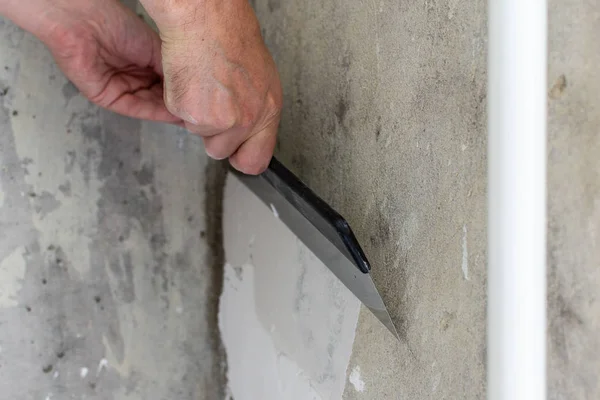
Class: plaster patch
219,262,322,400
349,365,366,392
462,224,469,280
222,174,361,399
0,246,26,307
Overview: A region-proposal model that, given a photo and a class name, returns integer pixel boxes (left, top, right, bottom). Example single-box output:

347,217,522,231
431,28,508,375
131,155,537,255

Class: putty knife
231,157,399,339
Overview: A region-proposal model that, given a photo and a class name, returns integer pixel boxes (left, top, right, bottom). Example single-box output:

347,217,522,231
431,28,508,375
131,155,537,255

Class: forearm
0,0,93,44
0,0,48,37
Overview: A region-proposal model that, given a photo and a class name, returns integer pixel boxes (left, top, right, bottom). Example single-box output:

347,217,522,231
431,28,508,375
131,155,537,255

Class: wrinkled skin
1,0,282,174
148,0,283,174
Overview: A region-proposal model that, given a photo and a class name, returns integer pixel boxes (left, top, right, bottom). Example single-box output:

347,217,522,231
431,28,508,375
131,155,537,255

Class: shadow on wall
203,159,229,395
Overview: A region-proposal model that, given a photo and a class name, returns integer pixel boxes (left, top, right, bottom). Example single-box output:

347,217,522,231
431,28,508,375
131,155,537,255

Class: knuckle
270,89,284,112
210,93,238,130
238,108,258,130
211,109,236,131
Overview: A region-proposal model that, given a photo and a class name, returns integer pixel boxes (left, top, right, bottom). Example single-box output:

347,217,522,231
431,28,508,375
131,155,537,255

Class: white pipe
487,0,547,399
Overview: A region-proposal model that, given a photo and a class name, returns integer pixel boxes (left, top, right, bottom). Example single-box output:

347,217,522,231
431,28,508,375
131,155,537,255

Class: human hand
1,0,181,124
142,0,283,174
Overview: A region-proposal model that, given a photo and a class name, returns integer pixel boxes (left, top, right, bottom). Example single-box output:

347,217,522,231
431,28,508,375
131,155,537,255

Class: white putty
52,371,59,379
270,203,279,219
80,367,89,379
219,263,322,400
96,358,108,376
349,366,366,392
462,224,469,280
0,246,27,308
221,174,361,400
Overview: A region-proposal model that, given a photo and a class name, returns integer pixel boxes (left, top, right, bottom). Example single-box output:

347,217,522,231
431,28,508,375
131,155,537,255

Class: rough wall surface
252,0,599,398
1,0,598,398
0,13,226,400
546,1,600,399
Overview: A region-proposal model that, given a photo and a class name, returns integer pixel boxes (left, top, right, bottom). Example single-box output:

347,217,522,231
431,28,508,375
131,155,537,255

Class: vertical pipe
487,0,547,399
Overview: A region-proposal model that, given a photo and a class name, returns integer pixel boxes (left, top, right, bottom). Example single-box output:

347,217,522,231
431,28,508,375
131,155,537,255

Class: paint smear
270,203,279,219
96,358,108,376
349,366,366,392
0,246,27,307
462,224,469,281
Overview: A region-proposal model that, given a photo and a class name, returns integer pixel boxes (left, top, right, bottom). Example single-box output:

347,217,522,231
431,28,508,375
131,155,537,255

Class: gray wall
0,14,226,399
252,0,599,398
1,0,598,398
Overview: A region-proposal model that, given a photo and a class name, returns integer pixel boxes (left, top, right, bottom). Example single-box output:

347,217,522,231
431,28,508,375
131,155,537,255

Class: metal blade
231,157,399,340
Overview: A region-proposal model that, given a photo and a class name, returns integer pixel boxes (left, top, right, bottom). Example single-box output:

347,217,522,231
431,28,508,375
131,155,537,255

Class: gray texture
1,0,599,398
251,0,599,398
0,14,226,400
546,1,600,399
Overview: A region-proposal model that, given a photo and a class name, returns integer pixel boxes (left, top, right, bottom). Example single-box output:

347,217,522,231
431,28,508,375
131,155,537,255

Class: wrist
141,0,253,33
138,0,200,30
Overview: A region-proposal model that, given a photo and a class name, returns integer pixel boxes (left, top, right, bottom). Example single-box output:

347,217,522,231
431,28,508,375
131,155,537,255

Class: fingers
229,122,278,175
118,4,165,78
154,1,283,174
202,126,248,160
105,83,183,124
84,68,182,123
163,77,240,137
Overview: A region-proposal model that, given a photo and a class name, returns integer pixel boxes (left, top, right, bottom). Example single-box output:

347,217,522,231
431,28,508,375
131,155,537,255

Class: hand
142,0,283,174
1,0,181,124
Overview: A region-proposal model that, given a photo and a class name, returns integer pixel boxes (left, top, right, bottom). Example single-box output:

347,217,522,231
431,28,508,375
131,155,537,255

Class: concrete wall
0,12,227,399
1,0,599,398
251,0,600,398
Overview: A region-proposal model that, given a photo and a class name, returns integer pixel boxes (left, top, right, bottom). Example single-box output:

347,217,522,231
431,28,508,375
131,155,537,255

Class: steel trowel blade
231,157,399,340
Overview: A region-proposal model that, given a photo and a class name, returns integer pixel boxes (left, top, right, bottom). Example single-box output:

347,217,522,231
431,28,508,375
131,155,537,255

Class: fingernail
205,148,226,160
